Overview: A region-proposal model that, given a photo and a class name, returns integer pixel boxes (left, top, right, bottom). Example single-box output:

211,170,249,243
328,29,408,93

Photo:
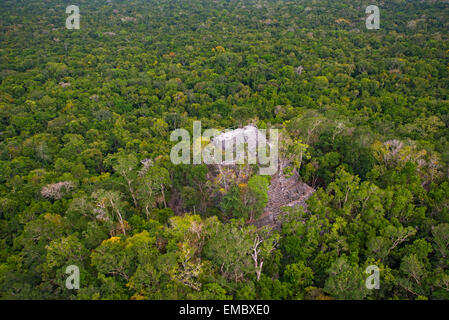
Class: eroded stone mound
253,169,315,230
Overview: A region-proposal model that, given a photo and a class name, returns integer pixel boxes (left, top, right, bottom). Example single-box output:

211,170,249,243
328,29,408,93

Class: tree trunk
161,184,167,208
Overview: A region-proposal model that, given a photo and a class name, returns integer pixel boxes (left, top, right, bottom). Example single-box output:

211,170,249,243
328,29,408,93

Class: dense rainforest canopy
0,0,448,300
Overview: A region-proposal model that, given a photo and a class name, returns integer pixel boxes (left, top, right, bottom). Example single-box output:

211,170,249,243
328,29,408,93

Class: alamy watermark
365,265,380,289
65,265,80,290
366,5,380,30
170,122,279,175
66,5,80,30
64,5,379,31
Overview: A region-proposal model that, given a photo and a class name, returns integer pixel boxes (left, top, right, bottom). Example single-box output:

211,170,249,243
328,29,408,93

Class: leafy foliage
0,0,448,300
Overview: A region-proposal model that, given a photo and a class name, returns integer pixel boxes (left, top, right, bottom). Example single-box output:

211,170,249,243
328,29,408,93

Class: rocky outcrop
252,168,315,230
